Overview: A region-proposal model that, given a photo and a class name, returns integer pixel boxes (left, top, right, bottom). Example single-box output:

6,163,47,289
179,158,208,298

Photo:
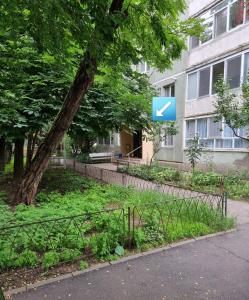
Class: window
186,120,195,139
199,67,210,97
187,73,198,100
140,62,146,73
163,133,174,147
163,84,175,97
98,133,114,146
197,118,207,138
214,8,227,37
246,2,249,22
190,36,199,49
244,53,249,81
200,11,214,44
190,1,248,50
227,55,241,88
185,117,248,149
229,0,244,30
212,62,224,94
209,118,222,137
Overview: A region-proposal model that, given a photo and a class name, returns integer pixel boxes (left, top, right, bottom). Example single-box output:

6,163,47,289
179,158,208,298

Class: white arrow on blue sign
152,97,176,121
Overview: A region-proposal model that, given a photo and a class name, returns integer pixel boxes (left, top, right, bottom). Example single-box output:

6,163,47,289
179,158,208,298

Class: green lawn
0,168,234,272
118,164,249,201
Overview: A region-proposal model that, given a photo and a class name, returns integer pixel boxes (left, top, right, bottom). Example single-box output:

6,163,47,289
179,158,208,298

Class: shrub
191,171,222,187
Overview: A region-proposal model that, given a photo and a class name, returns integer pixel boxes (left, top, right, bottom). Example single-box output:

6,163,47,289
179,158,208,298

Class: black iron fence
50,157,224,205
0,193,229,279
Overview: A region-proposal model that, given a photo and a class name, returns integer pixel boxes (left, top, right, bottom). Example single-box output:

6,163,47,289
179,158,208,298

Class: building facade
149,0,249,173
96,0,249,172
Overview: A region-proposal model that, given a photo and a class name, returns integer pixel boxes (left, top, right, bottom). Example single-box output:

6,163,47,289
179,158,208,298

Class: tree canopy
0,0,203,204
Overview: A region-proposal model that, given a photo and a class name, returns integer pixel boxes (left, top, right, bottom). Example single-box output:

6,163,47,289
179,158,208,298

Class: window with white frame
212,61,225,94
185,117,249,149
97,132,114,146
163,83,175,97
244,52,249,81
162,127,174,147
187,51,249,100
187,72,198,100
227,55,241,88
190,0,248,50
229,0,244,29
199,67,211,97
190,36,200,50
215,7,227,37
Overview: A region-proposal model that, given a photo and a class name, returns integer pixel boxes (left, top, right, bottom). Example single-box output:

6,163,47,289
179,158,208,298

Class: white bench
89,152,113,162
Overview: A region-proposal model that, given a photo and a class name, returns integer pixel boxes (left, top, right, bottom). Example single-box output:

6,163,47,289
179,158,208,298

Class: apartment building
96,0,249,171
184,0,249,172
146,0,249,172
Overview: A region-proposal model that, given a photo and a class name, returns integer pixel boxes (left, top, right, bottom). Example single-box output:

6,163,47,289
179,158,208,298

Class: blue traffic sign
152,97,176,121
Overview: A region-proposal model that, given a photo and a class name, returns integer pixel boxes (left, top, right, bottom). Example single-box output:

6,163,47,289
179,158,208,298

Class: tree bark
5,142,12,164
0,138,6,172
26,132,38,171
14,139,24,179
14,0,125,205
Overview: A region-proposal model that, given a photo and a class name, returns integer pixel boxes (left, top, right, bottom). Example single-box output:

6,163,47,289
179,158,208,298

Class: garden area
0,167,234,289
117,164,249,201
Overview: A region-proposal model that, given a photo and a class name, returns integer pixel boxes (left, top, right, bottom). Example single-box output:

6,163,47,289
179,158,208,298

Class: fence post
100,168,103,181
128,207,131,249
224,192,228,217
122,174,127,187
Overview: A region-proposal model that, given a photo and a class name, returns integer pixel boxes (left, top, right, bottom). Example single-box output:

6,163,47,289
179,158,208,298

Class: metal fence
0,208,125,276
0,191,229,287
50,157,224,210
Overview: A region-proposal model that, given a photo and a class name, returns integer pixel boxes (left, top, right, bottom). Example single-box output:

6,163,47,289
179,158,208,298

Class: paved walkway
13,224,249,300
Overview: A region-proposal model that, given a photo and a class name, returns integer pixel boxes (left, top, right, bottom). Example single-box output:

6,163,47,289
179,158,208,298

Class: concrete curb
4,228,237,298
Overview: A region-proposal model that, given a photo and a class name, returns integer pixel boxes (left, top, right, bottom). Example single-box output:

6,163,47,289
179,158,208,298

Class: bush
191,171,222,187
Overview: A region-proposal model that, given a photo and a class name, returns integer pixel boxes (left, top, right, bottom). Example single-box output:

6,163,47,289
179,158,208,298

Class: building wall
148,51,188,163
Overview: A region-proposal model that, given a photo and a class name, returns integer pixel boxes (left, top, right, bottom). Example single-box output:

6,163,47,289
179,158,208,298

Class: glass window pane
229,0,244,30
186,120,195,139
201,17,214,43
171,84,175,97
190,36,199,49
199,68,210,97
200,139,214,148
164,86,170,97
246,2,249,22
197,118,207,138
227,55,241,89
209,118,222,137
212,62,225,94
244,53,249,82
234,138,249,148
187,72,198,100
164,134,173,146
224,124,234,137
140,62,146,73
212,0,229,14
214,8,227,37
216,139,233,148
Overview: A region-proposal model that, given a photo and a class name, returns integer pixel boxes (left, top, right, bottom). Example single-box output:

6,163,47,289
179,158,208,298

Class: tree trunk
14,54,97,204
14,139,24,179
26,132,38,171
5,142,12,164
0,138,6,172
14,0,125,205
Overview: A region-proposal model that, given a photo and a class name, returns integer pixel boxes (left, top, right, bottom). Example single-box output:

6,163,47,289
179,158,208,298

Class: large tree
0,33,72,177
69,64,155,153
1,1,201,204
